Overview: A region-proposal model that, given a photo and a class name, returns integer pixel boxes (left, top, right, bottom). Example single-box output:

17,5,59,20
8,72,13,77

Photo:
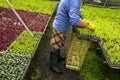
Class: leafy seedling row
8,31,42,55
0,0,57,15
0,51,30,80
0,7,50,51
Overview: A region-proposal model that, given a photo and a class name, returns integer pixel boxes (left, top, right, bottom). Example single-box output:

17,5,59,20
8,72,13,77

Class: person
49,0,95,74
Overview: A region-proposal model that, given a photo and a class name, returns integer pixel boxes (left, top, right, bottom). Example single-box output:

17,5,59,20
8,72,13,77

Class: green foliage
8,31,42,55
80,52,104,80
80,44,120,80
79,6,120,64
0,51,30,80
0,0,57,15
31,67,41,80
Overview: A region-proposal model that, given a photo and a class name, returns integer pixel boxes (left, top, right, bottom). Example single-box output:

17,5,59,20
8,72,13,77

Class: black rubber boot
49,48,63,74
58,52,65,62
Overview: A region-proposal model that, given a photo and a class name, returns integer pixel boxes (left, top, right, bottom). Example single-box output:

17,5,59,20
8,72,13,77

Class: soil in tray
0,7,50,51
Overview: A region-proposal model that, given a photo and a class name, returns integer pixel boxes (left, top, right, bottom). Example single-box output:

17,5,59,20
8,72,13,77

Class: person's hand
86,23,96,31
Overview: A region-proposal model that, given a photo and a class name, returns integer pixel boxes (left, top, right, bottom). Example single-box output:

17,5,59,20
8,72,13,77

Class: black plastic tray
98,41,120,69
72,27,101,42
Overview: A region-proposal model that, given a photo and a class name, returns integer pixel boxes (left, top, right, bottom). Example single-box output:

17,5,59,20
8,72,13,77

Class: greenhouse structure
84,0,120,6
0,0,120,80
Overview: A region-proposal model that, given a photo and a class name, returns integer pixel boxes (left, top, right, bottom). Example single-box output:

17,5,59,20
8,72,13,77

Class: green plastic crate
66,33,91,71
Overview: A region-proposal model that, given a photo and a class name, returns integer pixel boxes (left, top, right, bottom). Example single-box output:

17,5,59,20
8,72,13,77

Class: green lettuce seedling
0,0,57,15
8,31,42,55
79,6,120,64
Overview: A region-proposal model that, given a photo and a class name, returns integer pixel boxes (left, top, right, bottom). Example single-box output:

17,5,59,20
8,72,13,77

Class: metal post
104,0,108,7
6,0,33,37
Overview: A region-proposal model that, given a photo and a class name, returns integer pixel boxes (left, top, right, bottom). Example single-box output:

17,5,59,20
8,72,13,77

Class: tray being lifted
73,27,120,69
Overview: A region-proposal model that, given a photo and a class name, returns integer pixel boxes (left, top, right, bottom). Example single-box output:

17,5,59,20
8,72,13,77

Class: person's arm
78,21,96,31
68,0,88,28
77,21,96,31
68,0,81,27
76,21,89,28
68,0,95,31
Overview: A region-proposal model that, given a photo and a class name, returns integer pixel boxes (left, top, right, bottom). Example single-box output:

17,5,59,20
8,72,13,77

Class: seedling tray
80,35,120,69
98,41,120,69
0,7,50,51
79,35,101,42
79,34,120,69
66,31,91,71
72,27,101,42
73,27,120,69
79,35,120,69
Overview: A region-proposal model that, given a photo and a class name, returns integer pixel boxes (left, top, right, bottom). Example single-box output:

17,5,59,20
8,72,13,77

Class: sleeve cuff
71,19,80,26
